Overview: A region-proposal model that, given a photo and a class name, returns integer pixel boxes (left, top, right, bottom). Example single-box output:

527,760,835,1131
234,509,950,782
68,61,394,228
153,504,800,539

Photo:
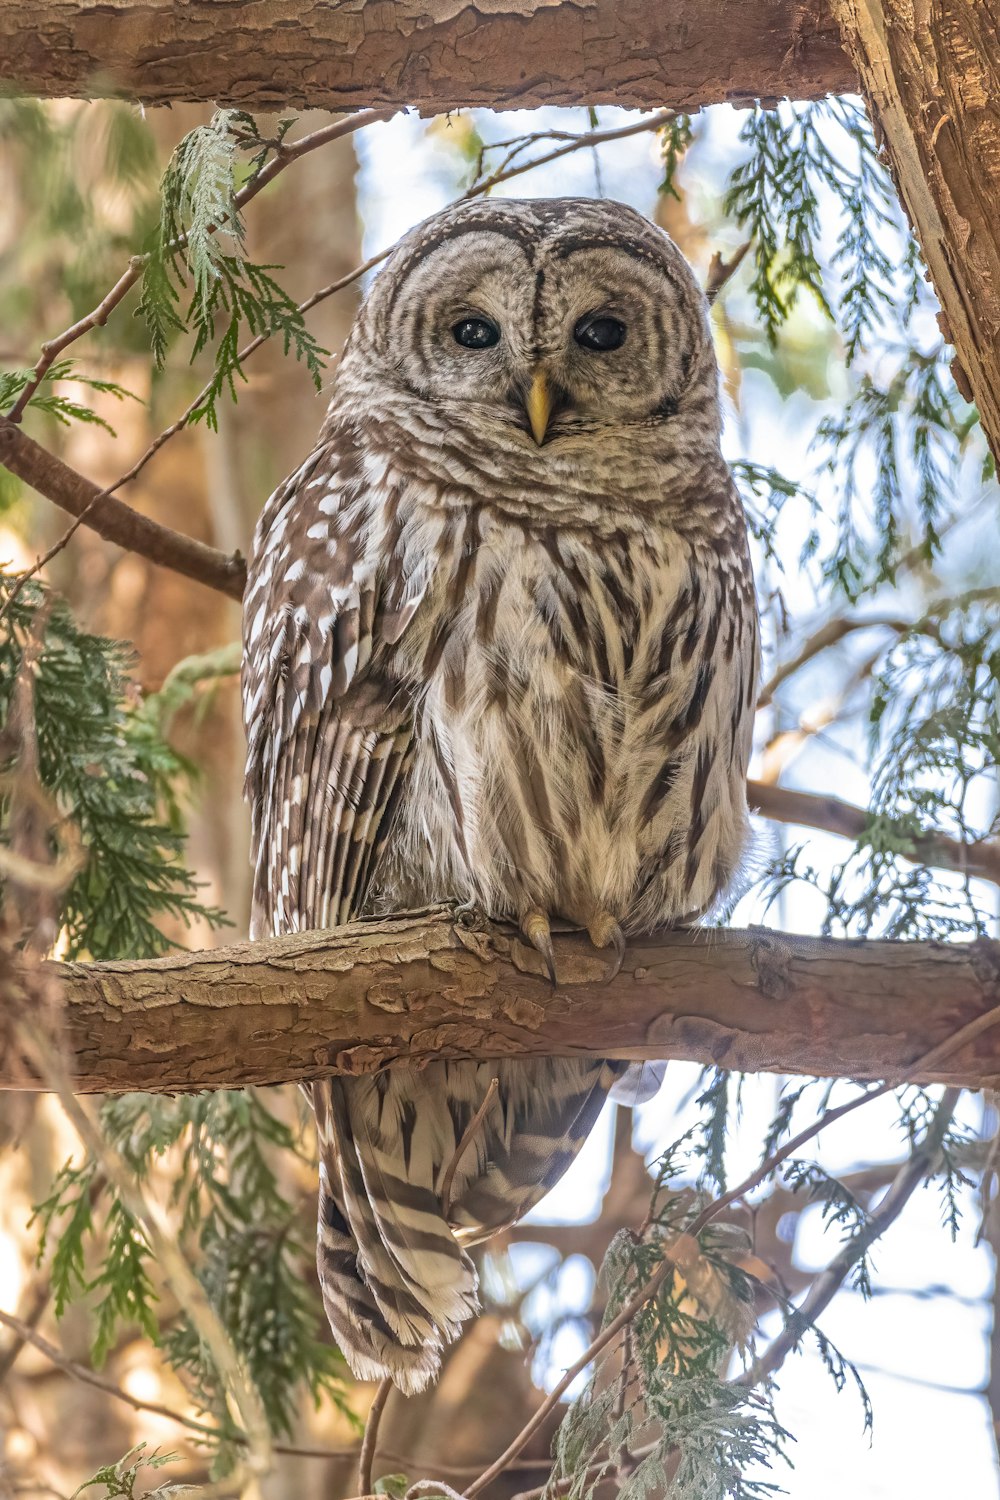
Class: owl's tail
313,1076,478,1395
312,1059,626,1393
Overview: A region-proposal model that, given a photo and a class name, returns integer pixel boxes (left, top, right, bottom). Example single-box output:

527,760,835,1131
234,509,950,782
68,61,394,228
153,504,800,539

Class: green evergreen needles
0,580,225,959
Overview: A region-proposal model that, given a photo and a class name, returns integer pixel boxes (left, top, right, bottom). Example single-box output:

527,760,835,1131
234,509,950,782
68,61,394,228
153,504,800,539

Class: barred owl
242,197,759,1393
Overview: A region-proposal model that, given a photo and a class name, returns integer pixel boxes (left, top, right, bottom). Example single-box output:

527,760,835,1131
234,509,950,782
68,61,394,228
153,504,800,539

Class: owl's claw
522,907,558,985
588,911,626,984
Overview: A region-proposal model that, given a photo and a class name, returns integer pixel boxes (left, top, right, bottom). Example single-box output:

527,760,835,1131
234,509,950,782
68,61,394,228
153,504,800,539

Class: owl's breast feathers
244,427,757,938
372,466,758,932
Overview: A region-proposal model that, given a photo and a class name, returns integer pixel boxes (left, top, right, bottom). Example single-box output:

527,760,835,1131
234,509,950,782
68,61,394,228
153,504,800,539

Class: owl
242,197,759,1394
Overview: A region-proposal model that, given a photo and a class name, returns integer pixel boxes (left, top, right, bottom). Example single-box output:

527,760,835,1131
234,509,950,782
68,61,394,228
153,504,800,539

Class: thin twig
734,1087,962,1387
358,1377,393,1497
442,1076,500,1217
466,1002,991,1497
0,1307,232,1444
0,495,112,624
0,1282,51,1384
467,111,676,200
5,109,395,423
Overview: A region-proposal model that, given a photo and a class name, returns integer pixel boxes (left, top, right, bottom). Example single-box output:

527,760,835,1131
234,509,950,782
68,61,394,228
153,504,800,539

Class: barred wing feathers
242,438,474,1393
242,440,422,938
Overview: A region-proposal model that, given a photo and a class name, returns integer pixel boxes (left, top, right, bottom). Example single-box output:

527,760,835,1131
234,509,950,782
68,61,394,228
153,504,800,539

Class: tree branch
0,2,854,113
4,912,1000,1095
0,420,247,600
747,779,1000,887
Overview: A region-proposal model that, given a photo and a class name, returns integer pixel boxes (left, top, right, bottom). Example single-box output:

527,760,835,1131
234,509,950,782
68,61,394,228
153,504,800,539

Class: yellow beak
525,369,553,445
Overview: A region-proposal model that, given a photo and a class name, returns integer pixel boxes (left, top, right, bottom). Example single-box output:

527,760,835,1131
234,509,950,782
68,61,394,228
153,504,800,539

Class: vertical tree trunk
830,0,1000,464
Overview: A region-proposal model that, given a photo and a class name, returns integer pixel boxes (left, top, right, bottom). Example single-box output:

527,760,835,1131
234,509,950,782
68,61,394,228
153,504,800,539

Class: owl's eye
452,318,501,350
574,315,627,352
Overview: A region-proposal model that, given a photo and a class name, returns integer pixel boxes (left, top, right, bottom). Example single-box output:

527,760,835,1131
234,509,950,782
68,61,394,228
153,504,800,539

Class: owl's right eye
452,318,501,350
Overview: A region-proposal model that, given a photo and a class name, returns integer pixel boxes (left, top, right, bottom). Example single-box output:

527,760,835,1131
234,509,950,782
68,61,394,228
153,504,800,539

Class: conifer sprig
0,581,226,959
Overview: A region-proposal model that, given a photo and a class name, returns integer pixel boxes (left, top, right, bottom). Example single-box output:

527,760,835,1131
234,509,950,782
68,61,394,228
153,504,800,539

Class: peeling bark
831,0,1000,465
0,2,854,113
4,911,1000,1094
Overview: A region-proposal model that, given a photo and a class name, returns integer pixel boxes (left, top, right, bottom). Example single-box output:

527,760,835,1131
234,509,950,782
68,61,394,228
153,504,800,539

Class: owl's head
340,198,723,490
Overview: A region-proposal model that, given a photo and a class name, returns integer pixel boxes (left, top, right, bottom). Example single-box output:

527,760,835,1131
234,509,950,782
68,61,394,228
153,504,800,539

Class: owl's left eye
452,318,501,349
574,315,627,352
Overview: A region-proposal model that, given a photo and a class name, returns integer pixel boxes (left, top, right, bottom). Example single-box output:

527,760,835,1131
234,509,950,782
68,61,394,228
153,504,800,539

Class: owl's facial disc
364,200,717,457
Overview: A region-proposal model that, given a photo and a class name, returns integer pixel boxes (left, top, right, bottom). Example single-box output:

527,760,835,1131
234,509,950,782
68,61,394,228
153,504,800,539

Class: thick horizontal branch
0,1,855,113
5,910,1000,1095
0,419,246,600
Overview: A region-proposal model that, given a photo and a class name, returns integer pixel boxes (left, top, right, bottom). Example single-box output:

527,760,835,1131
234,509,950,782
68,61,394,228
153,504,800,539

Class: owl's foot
521,907,558,985
587,911,626,984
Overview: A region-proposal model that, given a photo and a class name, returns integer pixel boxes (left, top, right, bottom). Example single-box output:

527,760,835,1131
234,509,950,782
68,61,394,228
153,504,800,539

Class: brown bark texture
0,1,855,112
831,0,1000,466
5,910,1000,1095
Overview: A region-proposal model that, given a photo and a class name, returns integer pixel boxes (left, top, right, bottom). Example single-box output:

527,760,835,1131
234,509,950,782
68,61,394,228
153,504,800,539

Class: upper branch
0,2,854,112
4,911,1000,1095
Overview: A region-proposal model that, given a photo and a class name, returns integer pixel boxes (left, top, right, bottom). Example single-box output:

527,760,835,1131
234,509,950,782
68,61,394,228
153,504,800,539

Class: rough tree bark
830,0,1000,466
0,1,855,113
4,911,1000,1095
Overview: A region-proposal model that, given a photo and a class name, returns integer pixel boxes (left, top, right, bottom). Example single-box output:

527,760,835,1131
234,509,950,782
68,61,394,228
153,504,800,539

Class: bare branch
747,779,1000,887
4,914,1000,1095
0,420,246,599
358,1378,394,1498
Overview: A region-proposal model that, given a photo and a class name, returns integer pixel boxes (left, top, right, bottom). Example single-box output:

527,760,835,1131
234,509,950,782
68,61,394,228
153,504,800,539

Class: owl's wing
242,438,427,938
243,439,477,1394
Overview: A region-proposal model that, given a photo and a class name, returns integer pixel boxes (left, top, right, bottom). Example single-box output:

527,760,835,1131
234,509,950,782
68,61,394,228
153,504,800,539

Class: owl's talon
588,911,626,984
522,908,558,985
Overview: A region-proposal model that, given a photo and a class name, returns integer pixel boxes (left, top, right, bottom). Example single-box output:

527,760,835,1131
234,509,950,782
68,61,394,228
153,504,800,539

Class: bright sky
356,107,1000,1500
